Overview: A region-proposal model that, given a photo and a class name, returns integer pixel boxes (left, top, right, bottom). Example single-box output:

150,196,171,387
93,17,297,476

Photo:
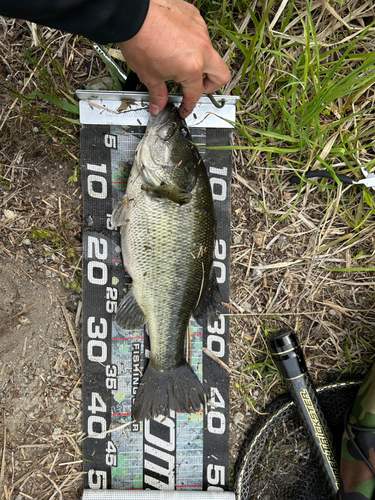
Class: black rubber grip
290,170,354,185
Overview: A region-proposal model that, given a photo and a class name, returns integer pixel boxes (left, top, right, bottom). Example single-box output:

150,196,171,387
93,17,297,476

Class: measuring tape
82,491,235,499
79,92,237,495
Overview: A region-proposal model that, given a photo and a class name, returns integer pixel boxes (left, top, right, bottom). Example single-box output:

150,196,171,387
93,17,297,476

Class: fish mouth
137,103,181,187
146,102,178,130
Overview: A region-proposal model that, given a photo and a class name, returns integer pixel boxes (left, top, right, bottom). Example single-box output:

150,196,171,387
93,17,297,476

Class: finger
203,55,231,94
145,81,169,116
179,91,202,119
178,76,205,118
203,74,230,96
178,48,230,118
179,62,231,118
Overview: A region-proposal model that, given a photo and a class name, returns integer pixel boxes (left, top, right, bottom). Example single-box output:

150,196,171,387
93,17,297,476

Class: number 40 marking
88,392,107,414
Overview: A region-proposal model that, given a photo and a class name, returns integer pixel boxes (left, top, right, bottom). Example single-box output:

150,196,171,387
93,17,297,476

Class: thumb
146,81,169,116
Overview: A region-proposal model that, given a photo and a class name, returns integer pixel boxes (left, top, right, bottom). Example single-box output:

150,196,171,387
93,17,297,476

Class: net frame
235,380,362,500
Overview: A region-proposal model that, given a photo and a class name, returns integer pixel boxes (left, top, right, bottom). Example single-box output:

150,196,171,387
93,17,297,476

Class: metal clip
352,155,375,191
207,93,225,109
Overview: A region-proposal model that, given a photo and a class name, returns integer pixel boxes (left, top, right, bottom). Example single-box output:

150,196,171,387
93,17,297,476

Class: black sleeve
0,0,150,44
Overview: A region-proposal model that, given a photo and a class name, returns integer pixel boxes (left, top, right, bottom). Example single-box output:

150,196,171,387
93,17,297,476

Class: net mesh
235,380,361,500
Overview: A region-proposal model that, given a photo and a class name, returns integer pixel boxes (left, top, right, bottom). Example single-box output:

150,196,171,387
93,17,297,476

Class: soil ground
0,144,82,499
0,22,84,497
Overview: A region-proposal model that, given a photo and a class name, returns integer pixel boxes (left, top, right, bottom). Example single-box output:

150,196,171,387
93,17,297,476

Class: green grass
9,40,81,178
204,0,375,221
233,324,284,410
199,0,375,408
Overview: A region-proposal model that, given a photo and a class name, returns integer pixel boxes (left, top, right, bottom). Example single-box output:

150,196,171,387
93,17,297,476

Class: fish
111,102,219,421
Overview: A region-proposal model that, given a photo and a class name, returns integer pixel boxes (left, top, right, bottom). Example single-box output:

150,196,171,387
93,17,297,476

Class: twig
202,347,231,373
58,297,81,368
0,409,6,489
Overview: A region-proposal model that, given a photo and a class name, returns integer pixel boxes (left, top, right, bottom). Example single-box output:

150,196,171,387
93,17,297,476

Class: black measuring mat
79,93,236,494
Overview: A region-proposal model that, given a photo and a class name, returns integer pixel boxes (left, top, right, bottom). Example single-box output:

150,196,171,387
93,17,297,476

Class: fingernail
149,103,160,116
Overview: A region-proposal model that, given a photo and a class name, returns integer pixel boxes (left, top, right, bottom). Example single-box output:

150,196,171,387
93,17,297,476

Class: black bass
111,102,219,421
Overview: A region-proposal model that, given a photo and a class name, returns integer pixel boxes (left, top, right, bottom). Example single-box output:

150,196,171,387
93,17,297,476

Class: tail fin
132,362,206,421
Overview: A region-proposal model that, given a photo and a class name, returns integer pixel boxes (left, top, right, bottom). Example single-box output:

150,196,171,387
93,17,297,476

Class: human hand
118,0,230,118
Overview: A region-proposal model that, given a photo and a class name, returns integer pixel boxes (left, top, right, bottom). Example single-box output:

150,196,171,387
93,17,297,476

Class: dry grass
0,21,87,500
224,0,375,462
0,0,374,496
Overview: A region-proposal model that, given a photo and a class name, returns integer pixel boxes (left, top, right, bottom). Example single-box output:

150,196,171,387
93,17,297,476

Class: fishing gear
289,155,375,191
234,379,361,500
93,44,128,84
267,329,340,496
207,91,225,108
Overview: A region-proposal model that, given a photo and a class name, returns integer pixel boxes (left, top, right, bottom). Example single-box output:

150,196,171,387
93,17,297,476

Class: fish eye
180,127,188,138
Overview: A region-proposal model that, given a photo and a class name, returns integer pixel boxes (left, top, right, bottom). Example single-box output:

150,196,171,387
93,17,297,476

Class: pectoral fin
141,184,192,205
115,288,147,330
111,197,128,227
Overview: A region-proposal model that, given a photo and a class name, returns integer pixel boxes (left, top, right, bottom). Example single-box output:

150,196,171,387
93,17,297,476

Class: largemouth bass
111,102,219,421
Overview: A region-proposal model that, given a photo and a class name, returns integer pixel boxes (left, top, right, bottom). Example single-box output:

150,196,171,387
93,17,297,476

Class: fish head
137,102,200,193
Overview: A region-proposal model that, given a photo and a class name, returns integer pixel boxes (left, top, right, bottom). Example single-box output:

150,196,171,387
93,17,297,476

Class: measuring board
78,91,236,496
